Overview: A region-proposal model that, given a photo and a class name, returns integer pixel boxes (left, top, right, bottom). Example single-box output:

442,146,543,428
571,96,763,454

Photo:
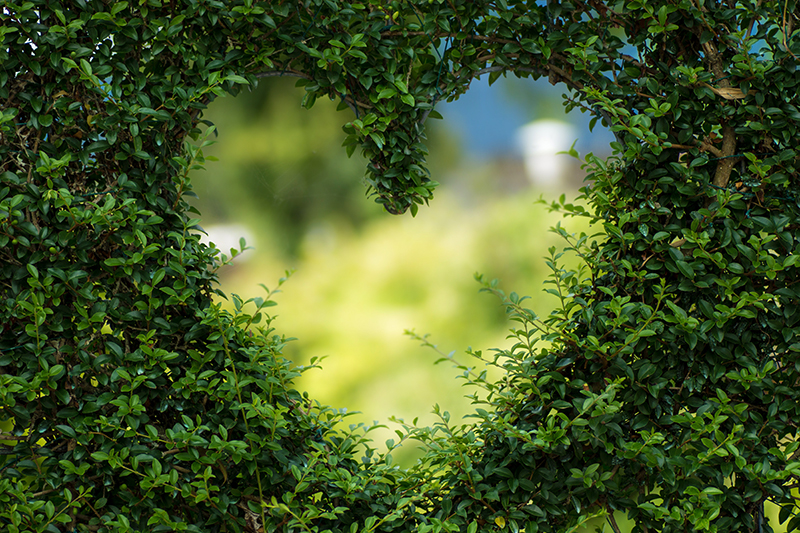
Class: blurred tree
192,77,462,257
189,77,373,255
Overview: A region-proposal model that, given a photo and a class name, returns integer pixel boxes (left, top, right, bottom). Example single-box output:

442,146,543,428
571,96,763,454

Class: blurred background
187,71,791,532
188,74,613,464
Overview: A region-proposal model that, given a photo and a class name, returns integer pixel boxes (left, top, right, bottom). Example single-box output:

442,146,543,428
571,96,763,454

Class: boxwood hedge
2,1,800,532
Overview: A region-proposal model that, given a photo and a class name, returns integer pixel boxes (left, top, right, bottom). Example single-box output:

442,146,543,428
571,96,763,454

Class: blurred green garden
189,76,599,465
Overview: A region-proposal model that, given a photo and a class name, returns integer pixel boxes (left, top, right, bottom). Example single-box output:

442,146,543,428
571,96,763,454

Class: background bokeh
188,74,610,465
187,74,791,530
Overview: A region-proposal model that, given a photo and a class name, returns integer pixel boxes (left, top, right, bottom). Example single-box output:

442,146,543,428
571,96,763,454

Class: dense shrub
2,1,800,532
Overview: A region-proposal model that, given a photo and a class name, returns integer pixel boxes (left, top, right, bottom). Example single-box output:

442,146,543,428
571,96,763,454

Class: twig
607,510,623,533
783,0,798,60
746,0,764,39
0,433,28,440
668,139,724,158
619,53,645,68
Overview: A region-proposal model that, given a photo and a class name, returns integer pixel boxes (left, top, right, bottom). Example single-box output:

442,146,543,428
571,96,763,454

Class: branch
254,70,372,116
607,510,623,533
619,53,645,68
0,433,28,441
379,31,517,45
701,41,738,188
712,123,738,188
746,0,764,39
254,69,312,81
421,64,625,144
418,65,538,124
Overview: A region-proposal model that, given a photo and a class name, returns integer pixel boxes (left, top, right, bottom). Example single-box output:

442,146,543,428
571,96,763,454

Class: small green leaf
676,260,695,278
56,424,76,438
91,452,109,462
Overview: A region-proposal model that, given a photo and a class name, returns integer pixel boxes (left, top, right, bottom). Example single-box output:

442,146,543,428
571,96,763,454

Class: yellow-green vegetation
215,191,591,463
190,76,589,464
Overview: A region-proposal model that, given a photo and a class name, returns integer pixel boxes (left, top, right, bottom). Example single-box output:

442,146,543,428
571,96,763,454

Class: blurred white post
516,119,576,189
198,223,255,263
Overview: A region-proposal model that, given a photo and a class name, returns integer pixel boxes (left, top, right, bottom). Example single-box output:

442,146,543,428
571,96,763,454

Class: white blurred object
199,224,255,262
517,119,577,188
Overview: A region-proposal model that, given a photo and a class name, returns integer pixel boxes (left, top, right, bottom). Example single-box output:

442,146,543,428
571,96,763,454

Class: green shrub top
2,1,800,532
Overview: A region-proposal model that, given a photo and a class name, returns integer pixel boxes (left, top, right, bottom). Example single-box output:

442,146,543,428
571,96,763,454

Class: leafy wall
2,1,800,532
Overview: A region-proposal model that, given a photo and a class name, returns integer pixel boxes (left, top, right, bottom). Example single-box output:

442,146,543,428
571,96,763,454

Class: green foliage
2,0,800,532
